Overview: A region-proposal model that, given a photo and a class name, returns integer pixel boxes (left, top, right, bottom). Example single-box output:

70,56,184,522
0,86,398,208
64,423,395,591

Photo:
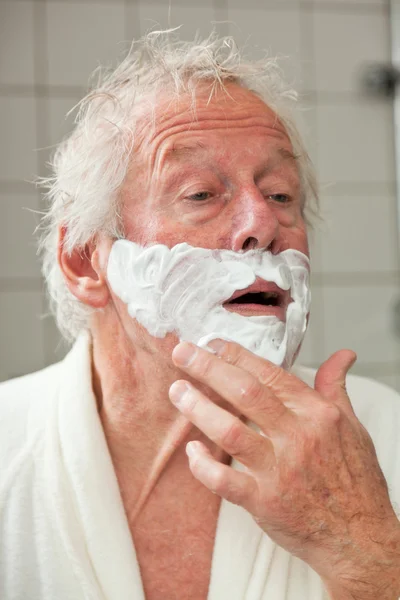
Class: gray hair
38,29,318,343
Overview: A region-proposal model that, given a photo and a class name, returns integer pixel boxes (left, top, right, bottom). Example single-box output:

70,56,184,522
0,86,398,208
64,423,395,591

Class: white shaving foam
107,240,311,369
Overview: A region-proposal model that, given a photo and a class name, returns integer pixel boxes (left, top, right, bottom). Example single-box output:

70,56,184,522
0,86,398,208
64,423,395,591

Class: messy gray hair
38,30,318,343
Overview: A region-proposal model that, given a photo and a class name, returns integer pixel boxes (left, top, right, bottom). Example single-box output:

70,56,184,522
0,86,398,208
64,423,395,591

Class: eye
269,193,291,204
187,191,211,202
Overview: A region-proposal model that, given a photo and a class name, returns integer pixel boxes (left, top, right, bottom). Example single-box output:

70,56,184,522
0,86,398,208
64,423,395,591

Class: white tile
314,194,399,274
297,102,320,232
0,193,41,278
225,5,303,90
307,226,323,273
0,291,45,381
0,1,35,86
296,281,325,366
47,96,82,149
222,0,300,6
138,3,215,39
313,11,390,93
124,3,141,41
296,317,319,366
0,96,37,182
296,331,316,365
296,100,318,176
315,101,395,185
46,2,126,87
322,284,400,364
314,0,387,4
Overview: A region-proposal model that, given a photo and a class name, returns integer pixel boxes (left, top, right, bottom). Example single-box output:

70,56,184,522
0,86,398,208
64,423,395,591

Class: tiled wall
1,0,399,391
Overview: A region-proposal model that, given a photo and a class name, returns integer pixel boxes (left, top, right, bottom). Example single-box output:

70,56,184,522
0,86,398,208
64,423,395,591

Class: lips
223,278,291,321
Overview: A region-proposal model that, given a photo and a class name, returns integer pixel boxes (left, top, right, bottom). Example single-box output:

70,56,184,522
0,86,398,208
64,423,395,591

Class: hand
169,340,400,600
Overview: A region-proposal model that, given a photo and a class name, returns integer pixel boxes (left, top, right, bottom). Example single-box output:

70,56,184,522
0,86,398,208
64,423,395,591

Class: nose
230,187,279,252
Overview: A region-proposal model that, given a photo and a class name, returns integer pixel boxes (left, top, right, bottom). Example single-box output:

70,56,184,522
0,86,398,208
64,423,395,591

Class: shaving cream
107,240,311,369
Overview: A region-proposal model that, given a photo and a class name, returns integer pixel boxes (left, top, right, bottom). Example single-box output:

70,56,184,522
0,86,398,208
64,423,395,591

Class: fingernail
169,380,190,407
172,342,197,366
186,441,200,458
206,339,226,356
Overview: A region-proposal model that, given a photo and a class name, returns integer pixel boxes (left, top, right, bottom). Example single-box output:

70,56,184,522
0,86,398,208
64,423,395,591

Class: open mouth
226,291,281,307
223,281,290,320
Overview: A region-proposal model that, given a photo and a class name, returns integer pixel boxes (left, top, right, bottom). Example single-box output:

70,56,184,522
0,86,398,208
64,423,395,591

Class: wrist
321,524,400,600
324,569,400,600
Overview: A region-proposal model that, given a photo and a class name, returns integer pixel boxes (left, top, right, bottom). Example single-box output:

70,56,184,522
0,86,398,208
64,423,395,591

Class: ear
58,226,110,308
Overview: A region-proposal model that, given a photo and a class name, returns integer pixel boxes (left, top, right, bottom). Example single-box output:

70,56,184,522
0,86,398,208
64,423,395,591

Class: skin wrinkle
133,84,289,166
156,143,299,193
151,119,289,175
122,89,304,244
125,134,302,236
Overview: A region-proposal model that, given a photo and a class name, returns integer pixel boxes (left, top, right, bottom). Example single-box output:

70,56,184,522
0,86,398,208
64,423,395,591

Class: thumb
314,349,357,409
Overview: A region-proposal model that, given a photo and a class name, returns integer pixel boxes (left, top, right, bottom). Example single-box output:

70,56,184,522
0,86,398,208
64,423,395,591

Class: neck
90,320,229,524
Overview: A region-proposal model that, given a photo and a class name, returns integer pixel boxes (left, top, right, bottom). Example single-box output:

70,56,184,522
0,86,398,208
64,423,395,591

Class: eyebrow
166,142,299,162
276,148,300,162
253,147,300,179
161,142,300,187
165,141,208,161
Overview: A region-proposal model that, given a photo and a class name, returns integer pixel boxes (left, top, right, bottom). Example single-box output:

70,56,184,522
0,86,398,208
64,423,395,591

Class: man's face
121,83,308,256
103,82,309,354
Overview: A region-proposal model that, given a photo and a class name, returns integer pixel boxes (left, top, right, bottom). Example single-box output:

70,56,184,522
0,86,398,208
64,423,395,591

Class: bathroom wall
1,0,399,390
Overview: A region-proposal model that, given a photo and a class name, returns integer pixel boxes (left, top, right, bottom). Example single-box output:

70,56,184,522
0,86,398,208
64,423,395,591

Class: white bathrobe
0,333,399,600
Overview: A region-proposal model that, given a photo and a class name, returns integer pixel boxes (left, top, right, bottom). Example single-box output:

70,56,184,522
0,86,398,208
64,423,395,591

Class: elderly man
0,32,399,600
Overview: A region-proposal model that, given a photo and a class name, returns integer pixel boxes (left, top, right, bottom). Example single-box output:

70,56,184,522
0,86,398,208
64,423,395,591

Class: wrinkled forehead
133,81,290,153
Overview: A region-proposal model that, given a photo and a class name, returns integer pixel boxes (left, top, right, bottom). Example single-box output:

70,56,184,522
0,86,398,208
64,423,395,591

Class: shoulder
0,360,63,411
0,362,63,472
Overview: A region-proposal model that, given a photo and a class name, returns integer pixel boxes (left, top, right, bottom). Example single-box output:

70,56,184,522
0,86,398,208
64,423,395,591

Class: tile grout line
124,0,140,42
311,272,400,285
306,0,327,361
0,85,396,106
0,83,86,98
213,0,229,37
0,278,44,292
33,0,53,366
1,0,390,14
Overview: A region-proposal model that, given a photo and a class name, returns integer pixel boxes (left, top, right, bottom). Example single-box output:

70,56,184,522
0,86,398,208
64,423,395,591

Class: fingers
171,342,295,435
169,380,273,468
207,338,311,397
185,440,258,509
314,349,357,415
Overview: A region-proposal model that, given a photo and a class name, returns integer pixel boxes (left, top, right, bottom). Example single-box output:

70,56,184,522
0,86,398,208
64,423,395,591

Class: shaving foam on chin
107,240,311,370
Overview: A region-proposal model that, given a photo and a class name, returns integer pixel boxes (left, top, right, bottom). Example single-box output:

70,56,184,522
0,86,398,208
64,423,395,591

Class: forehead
134,82,293,161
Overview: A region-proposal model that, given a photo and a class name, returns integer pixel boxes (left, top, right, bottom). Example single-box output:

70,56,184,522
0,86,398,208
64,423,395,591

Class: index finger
172,341,294,435
205,339,313,401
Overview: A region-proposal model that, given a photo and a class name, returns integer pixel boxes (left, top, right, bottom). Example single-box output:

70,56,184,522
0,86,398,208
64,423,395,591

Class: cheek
122,209,175,246
124,209,221,250
278,215,309,257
